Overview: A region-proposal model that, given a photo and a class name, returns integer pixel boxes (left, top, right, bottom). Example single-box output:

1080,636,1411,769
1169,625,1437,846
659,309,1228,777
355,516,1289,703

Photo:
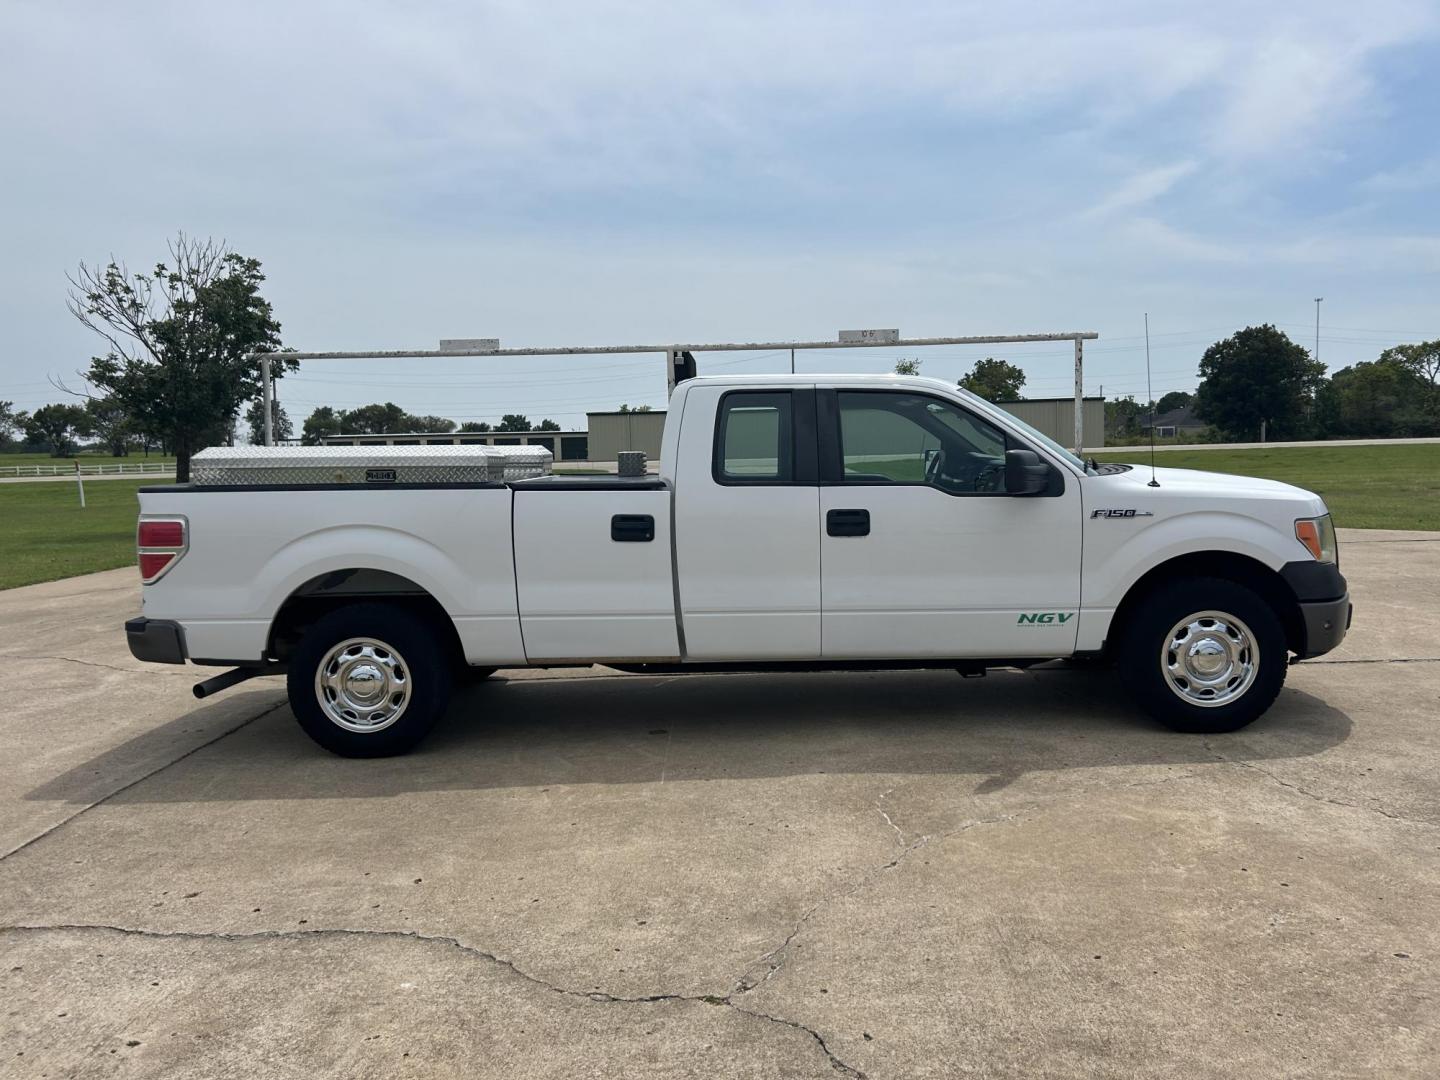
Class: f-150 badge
1091,508,1155,518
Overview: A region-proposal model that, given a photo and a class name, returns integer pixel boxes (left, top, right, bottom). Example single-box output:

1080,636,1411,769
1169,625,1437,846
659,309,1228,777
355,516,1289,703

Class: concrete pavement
2,530,1438,1077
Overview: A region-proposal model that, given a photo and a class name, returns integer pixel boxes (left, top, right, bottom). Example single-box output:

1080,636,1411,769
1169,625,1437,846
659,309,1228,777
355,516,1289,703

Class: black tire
1118,576,1286,734
287,602,453,757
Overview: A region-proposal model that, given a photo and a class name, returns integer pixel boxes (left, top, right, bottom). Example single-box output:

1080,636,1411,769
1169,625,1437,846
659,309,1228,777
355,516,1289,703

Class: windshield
953,389,1090,472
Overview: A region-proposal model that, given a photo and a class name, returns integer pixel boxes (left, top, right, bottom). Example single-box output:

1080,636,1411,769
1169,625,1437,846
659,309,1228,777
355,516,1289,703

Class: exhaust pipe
193,664,284,699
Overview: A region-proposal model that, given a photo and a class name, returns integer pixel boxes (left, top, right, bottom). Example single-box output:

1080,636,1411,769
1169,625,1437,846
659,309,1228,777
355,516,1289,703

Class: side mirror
1005,449,1048,495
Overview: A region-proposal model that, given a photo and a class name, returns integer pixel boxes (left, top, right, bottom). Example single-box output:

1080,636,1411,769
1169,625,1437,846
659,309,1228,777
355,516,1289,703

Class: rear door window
715,392,794,483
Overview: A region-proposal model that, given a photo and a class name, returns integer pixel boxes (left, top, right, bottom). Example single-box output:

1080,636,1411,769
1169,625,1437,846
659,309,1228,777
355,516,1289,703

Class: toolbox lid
189,445,552,487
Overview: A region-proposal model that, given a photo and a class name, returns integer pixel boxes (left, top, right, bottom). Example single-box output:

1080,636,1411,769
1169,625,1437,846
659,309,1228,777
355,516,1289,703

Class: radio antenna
1145,312,1160,487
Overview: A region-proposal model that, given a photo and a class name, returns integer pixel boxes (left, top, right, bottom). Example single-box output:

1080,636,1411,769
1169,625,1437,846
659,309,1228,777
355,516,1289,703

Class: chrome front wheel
1161,611,1258,707
1120,577,1286,734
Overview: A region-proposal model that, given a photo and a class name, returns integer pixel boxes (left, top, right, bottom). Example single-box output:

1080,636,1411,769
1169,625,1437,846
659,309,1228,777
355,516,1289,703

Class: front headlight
1295,514,1337,564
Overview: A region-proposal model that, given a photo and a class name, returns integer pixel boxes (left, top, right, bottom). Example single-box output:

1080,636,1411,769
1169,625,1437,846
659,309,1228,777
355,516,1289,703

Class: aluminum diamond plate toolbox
190,445,552,486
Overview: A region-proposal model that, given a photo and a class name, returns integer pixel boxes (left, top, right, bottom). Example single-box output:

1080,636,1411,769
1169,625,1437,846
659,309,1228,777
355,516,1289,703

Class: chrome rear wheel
315,637,412,732
289,603,451,757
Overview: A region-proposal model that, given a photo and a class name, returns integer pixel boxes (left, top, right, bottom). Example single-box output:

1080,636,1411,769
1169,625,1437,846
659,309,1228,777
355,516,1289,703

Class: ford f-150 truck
126,374,1351,756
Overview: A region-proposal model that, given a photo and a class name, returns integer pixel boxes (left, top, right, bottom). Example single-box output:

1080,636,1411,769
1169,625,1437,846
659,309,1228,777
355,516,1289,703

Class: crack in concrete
0,701,287,864
731,807,1033,999
874,787,905,847
731,768,1210,1002
1202,740,1415,825
11,654,199,677
0,923,866,1077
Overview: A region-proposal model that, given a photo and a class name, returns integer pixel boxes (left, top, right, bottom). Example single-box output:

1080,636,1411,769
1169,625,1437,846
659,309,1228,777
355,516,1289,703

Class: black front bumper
1297,594,1352,659
1281,561,1352,659
126,617,187,664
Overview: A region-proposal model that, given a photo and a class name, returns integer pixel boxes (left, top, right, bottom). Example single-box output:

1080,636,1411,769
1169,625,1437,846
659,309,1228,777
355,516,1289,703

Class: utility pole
1314,297,1323,364
1073,338,1085,456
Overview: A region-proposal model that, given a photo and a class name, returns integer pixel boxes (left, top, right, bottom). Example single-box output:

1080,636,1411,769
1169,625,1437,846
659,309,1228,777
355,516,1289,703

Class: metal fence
0,461,176,478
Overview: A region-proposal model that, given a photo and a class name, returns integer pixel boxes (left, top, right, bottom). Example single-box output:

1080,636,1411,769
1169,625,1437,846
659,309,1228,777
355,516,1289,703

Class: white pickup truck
127,374,1350,756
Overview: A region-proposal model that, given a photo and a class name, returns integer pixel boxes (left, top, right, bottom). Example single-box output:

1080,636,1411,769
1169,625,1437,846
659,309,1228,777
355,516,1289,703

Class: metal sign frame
251,331,1099,453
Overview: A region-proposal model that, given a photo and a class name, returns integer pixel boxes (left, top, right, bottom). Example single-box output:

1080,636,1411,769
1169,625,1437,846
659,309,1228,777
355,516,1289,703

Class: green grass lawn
1090,443,1440,531
0,478,149,590
0,452,176,467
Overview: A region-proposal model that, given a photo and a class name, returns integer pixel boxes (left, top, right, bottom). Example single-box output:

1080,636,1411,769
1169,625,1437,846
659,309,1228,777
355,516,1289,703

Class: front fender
1078,510,1298,649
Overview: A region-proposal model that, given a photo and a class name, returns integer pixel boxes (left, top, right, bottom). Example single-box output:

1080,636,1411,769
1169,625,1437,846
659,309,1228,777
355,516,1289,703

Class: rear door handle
826,508,870,537
611,514,655,542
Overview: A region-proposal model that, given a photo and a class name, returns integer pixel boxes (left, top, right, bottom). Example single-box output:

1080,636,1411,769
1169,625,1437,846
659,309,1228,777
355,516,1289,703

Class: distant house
1141,404,1206,440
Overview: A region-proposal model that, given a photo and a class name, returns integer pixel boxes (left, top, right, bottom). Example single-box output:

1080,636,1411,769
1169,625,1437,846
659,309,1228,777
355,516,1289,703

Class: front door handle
826,508,870,537
611,514,655,542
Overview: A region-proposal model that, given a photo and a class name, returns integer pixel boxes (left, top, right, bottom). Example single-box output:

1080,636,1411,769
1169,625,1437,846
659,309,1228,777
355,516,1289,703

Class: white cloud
1206,5,1438,159
1081,161,1197,220
1361,157,1440,192
1120,218,1245,264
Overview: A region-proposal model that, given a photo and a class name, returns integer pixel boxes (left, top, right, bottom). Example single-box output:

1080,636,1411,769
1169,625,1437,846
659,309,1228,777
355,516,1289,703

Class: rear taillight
138,516,188,583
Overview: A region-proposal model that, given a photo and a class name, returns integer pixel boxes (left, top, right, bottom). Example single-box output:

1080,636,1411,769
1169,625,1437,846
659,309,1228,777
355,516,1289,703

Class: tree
23,403,90,457
537,418,561,431
459,421,492,433
69,234,287,482
1379,340,1440,388
893,359,922,376
301,406,343,445
1105,395,1148,441
1321,359,1437,438
616,404,653,413
338,402,411,435
300,403,458,441
1376,340,1440,424
1194,325,1326,441
85,395,136,455
958,357,1026,401
497,414,532,432
246,398,292,444
0,400,19,448
1155,390,1194,415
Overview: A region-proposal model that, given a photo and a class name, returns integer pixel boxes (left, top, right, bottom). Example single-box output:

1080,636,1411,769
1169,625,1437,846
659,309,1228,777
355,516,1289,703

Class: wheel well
1104,551,1304,657
267,569,464,665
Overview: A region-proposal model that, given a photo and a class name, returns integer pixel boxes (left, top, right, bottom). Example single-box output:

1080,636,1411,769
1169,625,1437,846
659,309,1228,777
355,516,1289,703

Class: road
2,531,1438,1078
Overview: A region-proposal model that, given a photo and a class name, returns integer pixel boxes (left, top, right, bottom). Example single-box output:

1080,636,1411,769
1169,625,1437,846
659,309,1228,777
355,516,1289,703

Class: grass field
1090,443,1440,531
0,478,149,590
0,444,1435,591
1,452,176,467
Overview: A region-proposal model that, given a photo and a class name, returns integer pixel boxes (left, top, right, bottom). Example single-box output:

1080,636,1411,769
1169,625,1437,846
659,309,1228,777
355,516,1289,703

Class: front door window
836,391,1010,494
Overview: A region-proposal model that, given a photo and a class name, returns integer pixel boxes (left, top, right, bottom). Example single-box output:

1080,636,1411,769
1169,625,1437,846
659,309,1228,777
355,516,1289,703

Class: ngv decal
1091,508,1154,519
1017,612,1075,625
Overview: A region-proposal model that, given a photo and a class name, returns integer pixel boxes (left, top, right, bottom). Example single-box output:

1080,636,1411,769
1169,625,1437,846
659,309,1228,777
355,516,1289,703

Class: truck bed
137,474,678,666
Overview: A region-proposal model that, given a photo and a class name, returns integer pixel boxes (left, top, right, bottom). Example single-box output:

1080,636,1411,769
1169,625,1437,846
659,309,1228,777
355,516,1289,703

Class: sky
3,0,1439,433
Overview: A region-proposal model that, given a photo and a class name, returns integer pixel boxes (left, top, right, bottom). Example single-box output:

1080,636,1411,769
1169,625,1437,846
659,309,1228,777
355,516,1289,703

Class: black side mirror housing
1005,449,1049,495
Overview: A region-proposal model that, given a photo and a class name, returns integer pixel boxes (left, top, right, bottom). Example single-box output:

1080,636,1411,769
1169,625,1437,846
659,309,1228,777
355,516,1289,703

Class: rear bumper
126,617,187,664
1297,595,1351,659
